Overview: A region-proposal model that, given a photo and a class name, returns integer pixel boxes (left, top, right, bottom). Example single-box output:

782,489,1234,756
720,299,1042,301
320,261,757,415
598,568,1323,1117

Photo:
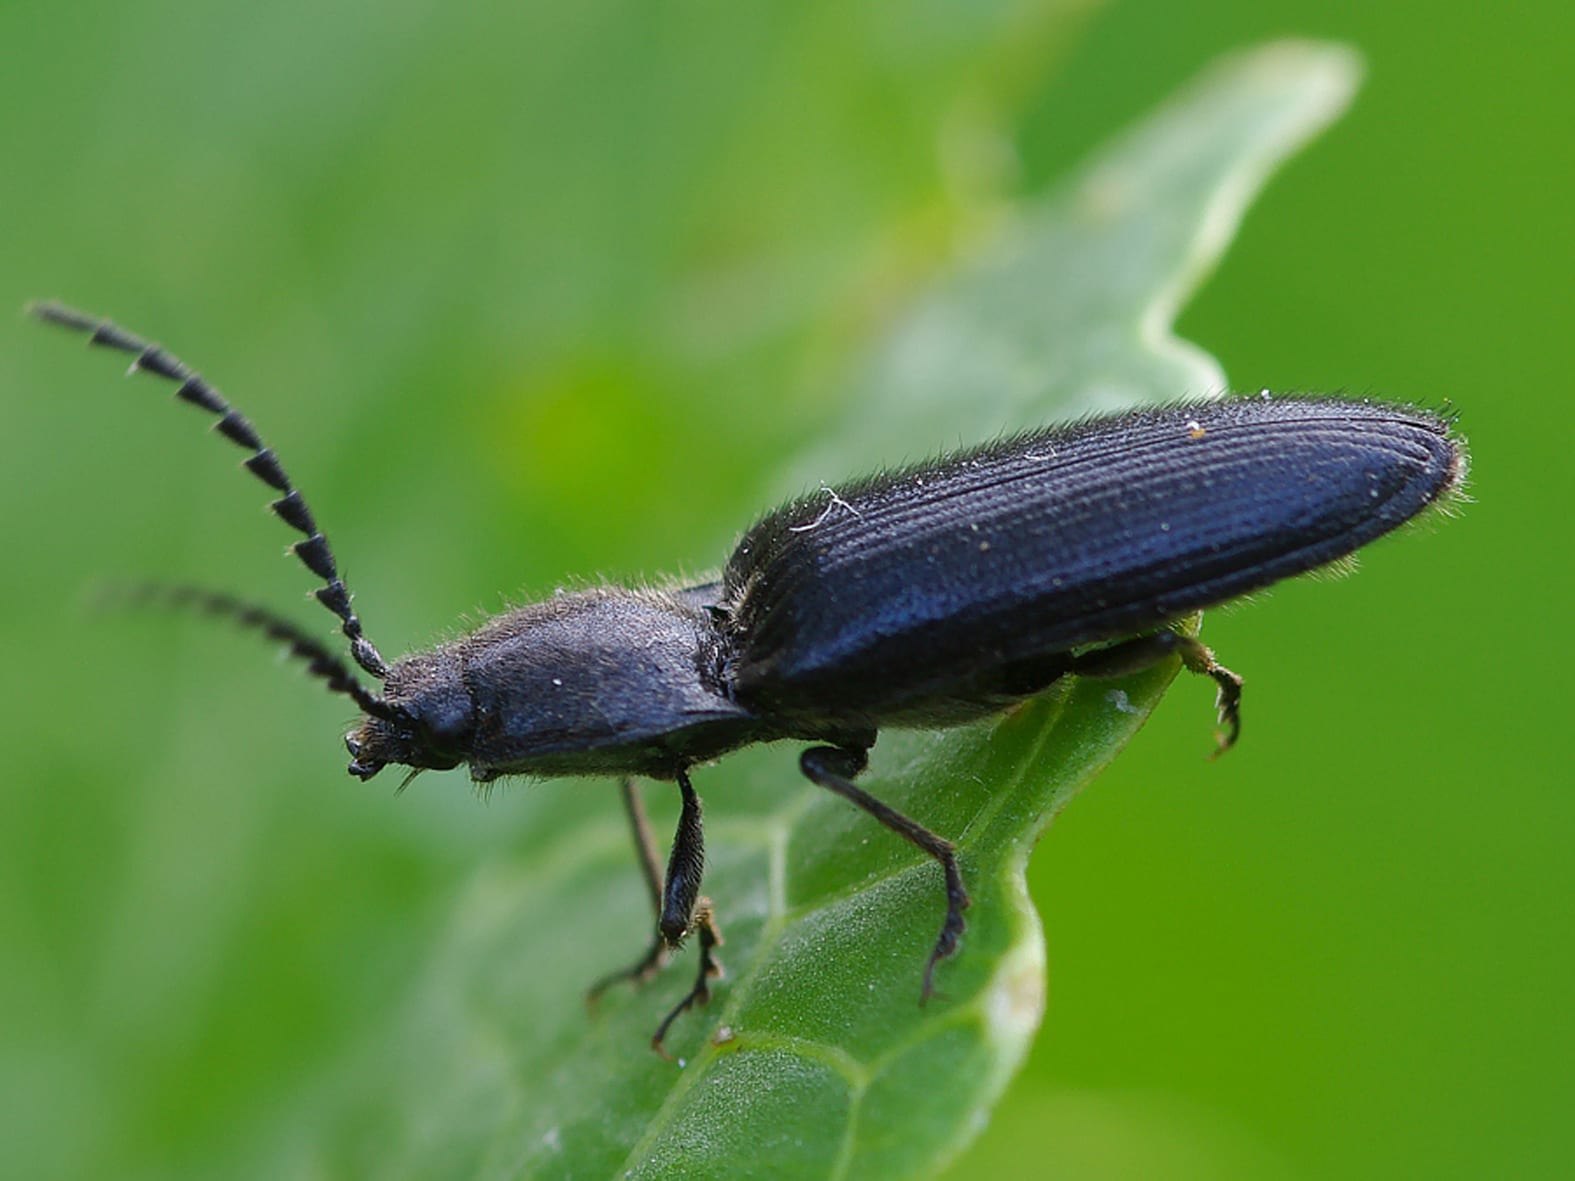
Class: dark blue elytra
728,395,1463,722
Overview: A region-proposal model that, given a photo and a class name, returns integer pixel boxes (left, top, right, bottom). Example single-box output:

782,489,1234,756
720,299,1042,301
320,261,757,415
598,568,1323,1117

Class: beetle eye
414,691,473,754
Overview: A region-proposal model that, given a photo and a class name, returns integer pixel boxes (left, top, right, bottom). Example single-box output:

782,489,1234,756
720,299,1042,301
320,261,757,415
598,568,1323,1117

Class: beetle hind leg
1175,639,1243,756
800,744,970,1002
1067,629,1243,754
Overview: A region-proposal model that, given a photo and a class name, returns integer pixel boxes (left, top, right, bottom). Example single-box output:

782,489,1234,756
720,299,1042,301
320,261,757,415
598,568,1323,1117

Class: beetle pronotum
33,301,1466,1050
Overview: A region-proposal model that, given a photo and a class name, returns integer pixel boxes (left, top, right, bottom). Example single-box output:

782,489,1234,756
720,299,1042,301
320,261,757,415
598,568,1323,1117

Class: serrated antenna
32,300,391,683
105,584,400,720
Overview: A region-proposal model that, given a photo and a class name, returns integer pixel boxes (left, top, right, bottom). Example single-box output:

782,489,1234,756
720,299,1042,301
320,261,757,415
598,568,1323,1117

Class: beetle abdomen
725,396,1464,718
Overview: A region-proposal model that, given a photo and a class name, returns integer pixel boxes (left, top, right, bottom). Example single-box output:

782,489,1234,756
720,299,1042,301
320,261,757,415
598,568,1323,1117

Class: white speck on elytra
788,483,862,533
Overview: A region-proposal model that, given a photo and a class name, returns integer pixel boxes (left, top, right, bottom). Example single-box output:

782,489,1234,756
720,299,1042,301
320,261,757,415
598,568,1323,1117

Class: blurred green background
0,2,1566,1179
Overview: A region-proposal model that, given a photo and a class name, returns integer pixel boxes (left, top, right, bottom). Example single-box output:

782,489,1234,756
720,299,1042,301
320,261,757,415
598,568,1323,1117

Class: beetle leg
648,770,725,1054
658,768,706,943
587,772,727,1053
651,896,724,1057
1068,630,1243,754
587,779,672,1003
800,745,970,1002
621,775,667,912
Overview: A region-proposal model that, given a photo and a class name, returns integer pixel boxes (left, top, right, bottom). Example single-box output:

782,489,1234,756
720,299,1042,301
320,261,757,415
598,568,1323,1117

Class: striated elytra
34,301,1466,1051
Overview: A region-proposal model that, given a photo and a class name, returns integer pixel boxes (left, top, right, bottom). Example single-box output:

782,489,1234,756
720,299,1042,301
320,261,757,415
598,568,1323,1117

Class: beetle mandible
32,301,1467,1051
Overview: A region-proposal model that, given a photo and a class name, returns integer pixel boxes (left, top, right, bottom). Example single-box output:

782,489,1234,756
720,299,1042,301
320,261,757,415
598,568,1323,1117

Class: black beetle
33,301,1466,1050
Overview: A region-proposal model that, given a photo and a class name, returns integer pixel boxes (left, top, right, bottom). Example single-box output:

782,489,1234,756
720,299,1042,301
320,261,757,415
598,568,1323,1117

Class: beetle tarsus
1174,638,1244,755
800,744,971,1004
651,901,724,1057
1065,629,1245,756
586,939,671,1009
920,849,970,1003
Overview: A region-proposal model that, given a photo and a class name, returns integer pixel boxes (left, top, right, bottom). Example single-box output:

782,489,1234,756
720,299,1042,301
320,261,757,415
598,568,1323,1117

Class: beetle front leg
800,745,970,1001
649,768,724,1055
586,772,725,1053
650,894,723,1055
587,779,672,1002
657,768,705,943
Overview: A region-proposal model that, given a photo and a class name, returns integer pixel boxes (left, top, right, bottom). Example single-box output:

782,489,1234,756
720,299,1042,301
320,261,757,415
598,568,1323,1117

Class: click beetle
32,301,1467,1050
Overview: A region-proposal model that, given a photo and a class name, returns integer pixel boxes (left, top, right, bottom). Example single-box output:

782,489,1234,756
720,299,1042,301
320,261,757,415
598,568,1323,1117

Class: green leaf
317,42,1359,1180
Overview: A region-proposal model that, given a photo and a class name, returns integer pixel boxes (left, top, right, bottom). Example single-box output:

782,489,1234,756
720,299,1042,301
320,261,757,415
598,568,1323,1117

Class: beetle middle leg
800,744,970,1001
1069,629,1243,753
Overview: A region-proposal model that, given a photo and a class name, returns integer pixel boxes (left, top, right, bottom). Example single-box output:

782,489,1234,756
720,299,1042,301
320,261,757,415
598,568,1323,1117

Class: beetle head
345,648,473,779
